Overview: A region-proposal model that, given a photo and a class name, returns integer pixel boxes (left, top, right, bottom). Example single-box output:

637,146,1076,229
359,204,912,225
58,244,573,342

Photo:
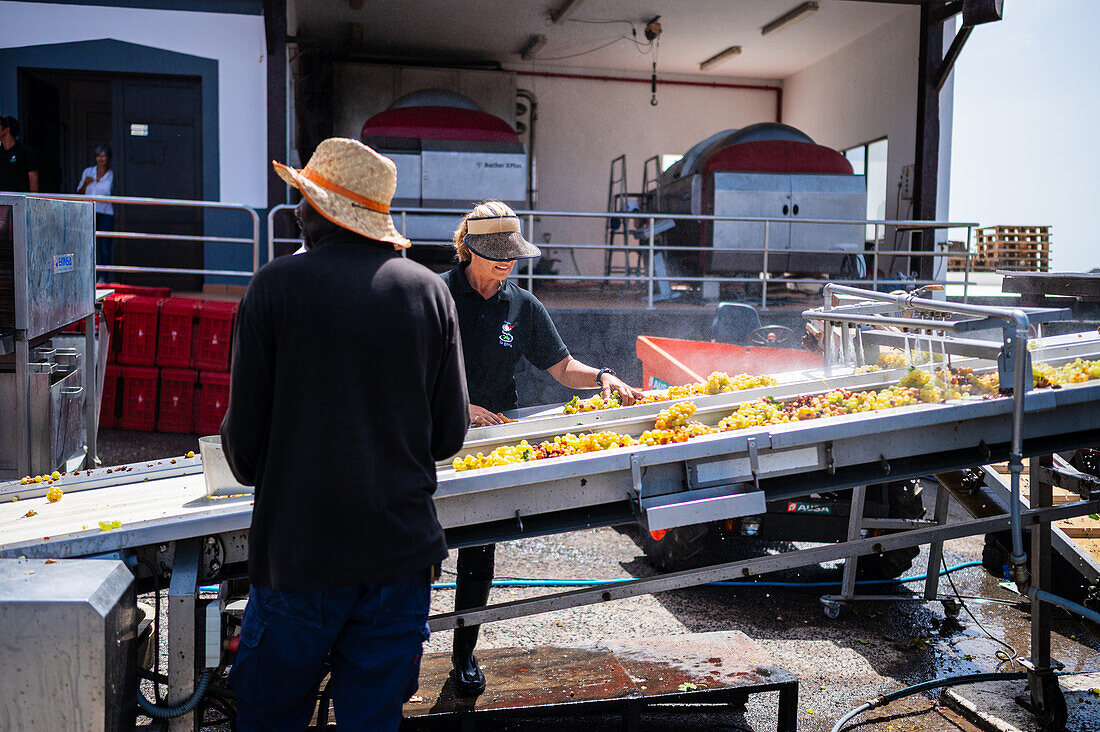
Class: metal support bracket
1038,465,1100,500
747,437,760,491
628,453,643,512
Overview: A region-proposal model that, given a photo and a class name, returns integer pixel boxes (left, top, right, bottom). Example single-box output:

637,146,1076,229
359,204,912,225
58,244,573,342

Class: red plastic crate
99,364,121,429
119,366,160,431
193,301,238,372
195,371,231,435
60,311,100,335
118,295,163,367
106,284,172,299
157,298,200,368
102,294,131,364
158,368,197,433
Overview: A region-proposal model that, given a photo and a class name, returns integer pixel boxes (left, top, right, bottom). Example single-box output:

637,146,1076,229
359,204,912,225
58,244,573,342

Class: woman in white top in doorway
78,144,114,283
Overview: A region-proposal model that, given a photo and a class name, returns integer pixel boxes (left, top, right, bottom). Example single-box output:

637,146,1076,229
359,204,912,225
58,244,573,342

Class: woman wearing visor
440,200,644,696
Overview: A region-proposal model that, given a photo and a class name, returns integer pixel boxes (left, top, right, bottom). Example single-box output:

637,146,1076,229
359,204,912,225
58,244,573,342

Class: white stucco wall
0,1,267,207
783,7,921,227
783,8,958,277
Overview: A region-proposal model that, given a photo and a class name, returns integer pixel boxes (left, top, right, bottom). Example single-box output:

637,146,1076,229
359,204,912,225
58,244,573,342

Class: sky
949,0,1100,272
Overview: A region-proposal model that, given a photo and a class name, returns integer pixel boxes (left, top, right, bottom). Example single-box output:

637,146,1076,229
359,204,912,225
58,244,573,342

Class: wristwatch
595,367,616,387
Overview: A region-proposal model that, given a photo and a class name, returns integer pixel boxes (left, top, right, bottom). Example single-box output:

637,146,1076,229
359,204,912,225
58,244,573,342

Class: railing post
761,219,769,311
527,214,535,291
872,241,880,293
963,225,972,304
647,216,655,310
250,208,260,273
400,211,408,258
266,206,277,264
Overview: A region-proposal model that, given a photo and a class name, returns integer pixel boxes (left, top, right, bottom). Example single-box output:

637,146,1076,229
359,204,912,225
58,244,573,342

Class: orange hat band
300,167,390,214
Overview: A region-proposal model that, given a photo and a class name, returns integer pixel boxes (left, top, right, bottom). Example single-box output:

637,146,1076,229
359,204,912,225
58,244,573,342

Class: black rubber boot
451,578,492,697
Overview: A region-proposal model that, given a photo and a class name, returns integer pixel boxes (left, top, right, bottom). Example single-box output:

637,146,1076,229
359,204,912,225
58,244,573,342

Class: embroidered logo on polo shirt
499,321,515,347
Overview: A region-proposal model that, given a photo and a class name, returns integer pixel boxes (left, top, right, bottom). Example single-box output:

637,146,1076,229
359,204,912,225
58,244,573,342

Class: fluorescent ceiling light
549,0,586,25
520,34,548,60
699,45,742,72
761,1,819,36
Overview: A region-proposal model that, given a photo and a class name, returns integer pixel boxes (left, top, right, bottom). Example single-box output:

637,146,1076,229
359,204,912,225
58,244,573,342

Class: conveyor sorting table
3,285,1100,729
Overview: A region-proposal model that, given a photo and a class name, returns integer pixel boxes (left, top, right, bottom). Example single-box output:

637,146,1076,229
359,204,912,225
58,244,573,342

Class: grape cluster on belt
451,360,1100,472
1033,358,1100,388
563,371,778,414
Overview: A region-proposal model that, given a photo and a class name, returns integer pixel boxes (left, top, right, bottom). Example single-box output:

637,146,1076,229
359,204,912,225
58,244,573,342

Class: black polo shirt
442,263,569,413
0,141,38,192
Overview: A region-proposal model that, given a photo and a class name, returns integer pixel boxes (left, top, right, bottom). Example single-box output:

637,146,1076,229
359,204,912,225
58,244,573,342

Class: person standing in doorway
0,116,39,193
78,144,115,283
221,138,470,729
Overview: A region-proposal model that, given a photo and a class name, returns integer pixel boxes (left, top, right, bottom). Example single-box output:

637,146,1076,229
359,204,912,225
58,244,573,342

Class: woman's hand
78,176,94,194
600,374,645,406
470,404,505,427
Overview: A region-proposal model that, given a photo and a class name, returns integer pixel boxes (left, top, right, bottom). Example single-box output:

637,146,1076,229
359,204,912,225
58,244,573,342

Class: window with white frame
844,138,888,243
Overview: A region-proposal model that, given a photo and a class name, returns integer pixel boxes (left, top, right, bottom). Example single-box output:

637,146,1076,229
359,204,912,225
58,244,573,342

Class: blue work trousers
230,572,430,731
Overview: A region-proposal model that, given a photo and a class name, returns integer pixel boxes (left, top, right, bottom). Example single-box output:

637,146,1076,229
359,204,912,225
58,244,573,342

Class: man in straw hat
441,200,644,696
221,138,469,729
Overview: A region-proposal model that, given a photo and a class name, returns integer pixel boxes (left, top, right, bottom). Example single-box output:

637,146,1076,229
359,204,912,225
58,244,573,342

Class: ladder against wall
604,155,646,282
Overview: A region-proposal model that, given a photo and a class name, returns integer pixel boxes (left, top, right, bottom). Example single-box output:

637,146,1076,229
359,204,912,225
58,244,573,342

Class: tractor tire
856,480,926,580
638,523,714,573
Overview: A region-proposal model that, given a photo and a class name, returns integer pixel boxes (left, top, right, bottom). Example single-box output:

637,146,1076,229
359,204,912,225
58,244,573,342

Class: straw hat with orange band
273,137,411,250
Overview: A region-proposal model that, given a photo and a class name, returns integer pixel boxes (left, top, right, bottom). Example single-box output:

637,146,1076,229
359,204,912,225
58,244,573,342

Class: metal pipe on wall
516,89,538,210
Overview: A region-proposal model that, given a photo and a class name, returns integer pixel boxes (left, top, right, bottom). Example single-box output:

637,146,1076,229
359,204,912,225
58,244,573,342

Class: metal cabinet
0,195,95,478
708,172,865,274
712,173,792,272
788,174,865,272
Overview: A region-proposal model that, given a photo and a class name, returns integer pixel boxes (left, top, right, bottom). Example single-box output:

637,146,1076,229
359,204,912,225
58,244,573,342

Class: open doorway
20,69,204,291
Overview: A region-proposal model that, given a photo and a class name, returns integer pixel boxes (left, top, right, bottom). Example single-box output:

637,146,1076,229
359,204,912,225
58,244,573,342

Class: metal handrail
266,204,981,309
36,194,261,280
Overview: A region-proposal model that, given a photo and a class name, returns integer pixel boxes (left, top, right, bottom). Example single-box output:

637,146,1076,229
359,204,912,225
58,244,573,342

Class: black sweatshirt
221,230,469,590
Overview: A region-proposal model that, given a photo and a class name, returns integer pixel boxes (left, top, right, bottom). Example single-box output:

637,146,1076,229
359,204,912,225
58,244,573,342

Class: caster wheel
1034,674,1068,730
822,600,842,619
942,598,962,619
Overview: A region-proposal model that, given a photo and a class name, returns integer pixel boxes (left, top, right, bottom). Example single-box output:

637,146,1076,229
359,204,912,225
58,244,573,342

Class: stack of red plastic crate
98,284,238,435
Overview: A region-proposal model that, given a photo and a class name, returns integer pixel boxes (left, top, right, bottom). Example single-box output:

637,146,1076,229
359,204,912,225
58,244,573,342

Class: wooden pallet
995,459,1100,563
973,225,1051,272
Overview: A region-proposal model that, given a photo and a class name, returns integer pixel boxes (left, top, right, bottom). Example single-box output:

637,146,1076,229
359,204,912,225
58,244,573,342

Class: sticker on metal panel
53,253,74,273
786,501,832,515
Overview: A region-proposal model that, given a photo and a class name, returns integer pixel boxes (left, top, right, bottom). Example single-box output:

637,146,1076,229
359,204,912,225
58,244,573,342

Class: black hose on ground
830,672,1028,732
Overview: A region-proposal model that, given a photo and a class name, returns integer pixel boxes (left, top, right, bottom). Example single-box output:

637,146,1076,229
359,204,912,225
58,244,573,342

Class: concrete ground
103,429,1100,732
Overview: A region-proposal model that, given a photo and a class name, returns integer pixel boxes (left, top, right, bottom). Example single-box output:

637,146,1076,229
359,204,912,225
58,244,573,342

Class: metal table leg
777,679,798,732
1022,455,1067,727
925,483,951,604
838,484,868,606
168,538,201,732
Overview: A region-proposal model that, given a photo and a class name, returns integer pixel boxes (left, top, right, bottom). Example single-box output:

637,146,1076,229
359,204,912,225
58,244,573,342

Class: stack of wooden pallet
973,225,1051,272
